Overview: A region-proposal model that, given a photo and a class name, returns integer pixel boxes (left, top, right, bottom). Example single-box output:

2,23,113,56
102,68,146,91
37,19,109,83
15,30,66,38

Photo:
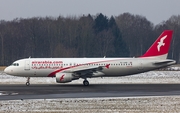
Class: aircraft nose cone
4,67,10,74
4,67,15,75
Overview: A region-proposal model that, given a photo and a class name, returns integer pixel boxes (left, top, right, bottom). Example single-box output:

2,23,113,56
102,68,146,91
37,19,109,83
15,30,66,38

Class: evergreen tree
93,13,109,33
109,16,129,57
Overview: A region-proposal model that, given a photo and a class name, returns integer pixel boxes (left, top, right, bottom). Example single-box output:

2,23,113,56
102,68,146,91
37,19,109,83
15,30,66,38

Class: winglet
141,30,173,59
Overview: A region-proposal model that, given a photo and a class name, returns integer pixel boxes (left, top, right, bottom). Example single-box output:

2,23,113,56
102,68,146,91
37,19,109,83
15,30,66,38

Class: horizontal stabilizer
153,60,176,65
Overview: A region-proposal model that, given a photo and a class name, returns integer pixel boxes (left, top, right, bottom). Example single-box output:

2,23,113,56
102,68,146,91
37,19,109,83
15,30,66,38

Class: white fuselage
4,57,175,78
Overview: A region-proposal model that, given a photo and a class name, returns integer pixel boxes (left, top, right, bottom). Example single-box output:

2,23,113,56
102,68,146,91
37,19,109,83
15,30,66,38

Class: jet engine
56,72,76,83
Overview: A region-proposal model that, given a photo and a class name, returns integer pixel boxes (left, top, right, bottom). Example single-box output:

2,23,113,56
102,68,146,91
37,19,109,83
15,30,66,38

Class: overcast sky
0,0,179,25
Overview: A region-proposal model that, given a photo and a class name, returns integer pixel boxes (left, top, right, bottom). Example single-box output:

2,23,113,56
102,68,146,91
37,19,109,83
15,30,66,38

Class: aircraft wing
63,65,105,77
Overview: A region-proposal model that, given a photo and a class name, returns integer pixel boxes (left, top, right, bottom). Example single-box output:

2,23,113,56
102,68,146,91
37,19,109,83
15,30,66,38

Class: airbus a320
4,30,176,86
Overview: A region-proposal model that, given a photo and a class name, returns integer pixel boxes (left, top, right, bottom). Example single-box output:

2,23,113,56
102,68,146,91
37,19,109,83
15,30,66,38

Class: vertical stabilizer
141,30,173,59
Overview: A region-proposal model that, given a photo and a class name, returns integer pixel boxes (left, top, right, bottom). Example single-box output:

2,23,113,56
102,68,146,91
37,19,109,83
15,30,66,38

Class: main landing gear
83,79,89,86
26,77,30,86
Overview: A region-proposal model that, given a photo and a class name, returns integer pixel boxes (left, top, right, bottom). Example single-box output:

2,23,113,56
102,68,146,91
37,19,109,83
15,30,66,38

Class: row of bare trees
116,13,180,61
0,13,180,65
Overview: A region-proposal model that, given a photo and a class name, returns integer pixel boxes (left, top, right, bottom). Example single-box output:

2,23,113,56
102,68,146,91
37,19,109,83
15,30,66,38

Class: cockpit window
11,63,19,66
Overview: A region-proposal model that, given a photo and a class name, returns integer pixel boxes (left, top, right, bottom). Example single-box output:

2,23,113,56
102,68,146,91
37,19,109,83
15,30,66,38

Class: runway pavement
0,84,180,100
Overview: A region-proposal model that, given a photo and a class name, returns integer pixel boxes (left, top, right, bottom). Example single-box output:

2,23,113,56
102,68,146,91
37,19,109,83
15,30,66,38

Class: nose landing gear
26,77,30,86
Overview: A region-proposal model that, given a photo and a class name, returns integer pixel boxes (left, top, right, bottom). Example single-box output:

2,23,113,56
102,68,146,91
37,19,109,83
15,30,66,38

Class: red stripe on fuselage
47,58,125,77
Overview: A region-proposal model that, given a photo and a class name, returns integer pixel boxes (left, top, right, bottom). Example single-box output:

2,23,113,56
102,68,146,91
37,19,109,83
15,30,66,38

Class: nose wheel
26,77,30,86
83,79,89,86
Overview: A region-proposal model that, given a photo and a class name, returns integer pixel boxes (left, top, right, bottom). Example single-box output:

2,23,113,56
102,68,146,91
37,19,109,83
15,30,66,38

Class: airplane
4,30,176,86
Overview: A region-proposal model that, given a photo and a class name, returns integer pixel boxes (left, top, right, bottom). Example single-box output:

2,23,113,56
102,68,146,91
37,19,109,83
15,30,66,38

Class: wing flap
63,65,105,77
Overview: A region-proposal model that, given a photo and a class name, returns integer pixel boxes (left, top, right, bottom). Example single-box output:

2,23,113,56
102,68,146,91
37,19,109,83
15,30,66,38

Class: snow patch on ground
0,92,6,96
1,71,180,84
1,96,180,112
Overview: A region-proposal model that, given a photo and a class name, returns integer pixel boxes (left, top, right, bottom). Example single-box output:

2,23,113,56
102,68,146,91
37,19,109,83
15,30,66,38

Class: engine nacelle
56,72,74,83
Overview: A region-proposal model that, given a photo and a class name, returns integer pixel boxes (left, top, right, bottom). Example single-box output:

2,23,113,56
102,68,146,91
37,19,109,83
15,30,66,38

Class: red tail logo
157,35,167,52
141,30,173,59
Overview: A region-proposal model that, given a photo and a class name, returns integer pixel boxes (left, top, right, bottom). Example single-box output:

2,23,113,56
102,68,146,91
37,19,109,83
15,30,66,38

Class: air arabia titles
31,61,63,69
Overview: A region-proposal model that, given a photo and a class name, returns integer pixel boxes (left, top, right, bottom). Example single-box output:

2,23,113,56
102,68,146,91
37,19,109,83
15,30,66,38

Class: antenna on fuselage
29,56,31,59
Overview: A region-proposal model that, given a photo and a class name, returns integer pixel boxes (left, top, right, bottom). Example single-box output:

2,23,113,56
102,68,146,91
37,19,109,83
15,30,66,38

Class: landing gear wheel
26,82,30,86
26,77,30,86
83,80,89,86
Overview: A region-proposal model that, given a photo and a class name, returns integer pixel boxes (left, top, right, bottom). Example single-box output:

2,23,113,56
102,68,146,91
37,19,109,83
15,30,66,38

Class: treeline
0,13,180,65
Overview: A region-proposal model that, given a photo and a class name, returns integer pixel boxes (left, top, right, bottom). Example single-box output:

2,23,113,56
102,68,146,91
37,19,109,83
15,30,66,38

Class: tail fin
141,30,173,59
